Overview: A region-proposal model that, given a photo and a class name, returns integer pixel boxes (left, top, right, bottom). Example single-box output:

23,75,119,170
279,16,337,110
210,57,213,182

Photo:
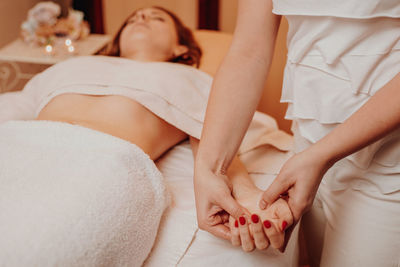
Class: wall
102,0,197,35
219,0,238,33
0,0,41,48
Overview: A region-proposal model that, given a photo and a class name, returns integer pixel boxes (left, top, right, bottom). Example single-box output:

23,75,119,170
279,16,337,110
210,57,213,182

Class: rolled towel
0,120,170,267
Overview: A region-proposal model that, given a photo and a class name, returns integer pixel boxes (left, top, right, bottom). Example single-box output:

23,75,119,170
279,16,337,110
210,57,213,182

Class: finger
273,198,294,231
259,174,291,210
262,219,284,249
219,194,246,219
279,223,296,253
249,214,269,250
229,216,241,246
238,216,255,252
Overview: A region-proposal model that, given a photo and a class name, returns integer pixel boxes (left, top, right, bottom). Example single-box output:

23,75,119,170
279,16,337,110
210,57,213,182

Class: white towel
0,120,170,267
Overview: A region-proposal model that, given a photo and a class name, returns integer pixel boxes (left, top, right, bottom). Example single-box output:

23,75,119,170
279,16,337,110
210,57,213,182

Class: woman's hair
102,6,202,68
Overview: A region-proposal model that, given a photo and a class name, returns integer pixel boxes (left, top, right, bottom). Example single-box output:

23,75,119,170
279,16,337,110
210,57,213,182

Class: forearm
192,136,254,191
310,71,400,166
196,0,280,175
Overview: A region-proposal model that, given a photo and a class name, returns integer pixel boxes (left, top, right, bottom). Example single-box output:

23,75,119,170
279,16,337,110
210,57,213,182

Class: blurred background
0,0,242,46
0,0,291,132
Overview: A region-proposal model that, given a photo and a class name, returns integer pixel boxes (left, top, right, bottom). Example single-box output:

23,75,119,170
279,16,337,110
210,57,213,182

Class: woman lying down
0,7,293,266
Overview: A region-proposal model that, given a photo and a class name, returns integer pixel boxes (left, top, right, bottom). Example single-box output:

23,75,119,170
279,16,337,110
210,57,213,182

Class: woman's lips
131,22,150,29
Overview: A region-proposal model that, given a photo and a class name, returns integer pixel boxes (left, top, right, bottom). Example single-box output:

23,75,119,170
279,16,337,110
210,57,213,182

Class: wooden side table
0,34,111,93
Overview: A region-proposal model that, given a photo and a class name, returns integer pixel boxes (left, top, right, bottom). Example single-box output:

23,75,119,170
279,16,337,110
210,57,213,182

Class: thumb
259,174,291,210
219,194,245,219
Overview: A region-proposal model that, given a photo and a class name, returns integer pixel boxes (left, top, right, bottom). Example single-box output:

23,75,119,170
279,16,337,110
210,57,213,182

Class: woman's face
119,8,187,61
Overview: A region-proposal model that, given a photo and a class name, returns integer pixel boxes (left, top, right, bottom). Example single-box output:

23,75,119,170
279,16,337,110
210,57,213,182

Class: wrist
195,151,230,177
305,142,338,172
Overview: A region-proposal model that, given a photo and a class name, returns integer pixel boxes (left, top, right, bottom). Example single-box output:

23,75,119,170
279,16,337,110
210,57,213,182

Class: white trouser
294,132,400,267
302,183,400,267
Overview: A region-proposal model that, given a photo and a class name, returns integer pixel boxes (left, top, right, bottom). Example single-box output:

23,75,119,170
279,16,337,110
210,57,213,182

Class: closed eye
151,16,165,22
126,16,165,24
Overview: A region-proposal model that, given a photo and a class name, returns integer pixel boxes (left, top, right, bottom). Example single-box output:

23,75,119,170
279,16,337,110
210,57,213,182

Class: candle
45,44,53,54
65,38,72,47
67,45,75,54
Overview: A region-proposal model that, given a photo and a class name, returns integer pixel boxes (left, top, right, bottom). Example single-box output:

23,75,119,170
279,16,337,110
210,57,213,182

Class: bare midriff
36,93,188,160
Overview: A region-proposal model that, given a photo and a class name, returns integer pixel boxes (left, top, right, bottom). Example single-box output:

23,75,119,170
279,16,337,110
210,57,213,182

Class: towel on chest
23,55,213,139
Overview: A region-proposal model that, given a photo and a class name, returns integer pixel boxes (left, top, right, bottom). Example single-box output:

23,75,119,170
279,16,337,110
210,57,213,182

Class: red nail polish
282,221,288,231
234,220,239,228
251,214,259,224
263,220,271,229
239,216,246,225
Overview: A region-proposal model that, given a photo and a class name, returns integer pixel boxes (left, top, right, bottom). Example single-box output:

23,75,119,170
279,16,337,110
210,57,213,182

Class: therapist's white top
273,0,400,193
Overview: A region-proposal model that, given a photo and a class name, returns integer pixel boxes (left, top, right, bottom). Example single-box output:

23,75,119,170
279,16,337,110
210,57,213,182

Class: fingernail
251,214,259,224
234,220,239,228
259,199,267,210
263,220,271,229
282,221,288,231
239,216,246,225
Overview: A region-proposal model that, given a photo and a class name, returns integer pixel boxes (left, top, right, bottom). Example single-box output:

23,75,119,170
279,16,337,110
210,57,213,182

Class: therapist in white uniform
194,0,400,266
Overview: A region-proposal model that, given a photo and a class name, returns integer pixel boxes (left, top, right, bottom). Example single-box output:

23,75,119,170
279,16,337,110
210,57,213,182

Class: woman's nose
135,12,147,22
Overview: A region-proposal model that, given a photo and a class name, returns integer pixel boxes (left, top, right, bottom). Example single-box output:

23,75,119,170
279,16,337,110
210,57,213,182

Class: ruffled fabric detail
285,16,400,65
281,16,400,125
282,49,400,124
272,0,400,19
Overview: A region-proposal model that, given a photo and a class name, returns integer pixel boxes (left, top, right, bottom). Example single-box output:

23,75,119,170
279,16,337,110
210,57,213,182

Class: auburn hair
102,6,202,68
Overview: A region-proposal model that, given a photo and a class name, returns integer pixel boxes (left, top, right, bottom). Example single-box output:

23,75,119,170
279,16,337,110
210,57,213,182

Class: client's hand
229,183,293,252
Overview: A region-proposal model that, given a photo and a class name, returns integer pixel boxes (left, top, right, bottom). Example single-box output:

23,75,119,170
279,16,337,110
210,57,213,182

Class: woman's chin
126,33,152,44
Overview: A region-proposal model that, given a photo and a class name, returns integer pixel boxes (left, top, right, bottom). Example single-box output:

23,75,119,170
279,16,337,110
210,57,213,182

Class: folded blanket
0,120,169,267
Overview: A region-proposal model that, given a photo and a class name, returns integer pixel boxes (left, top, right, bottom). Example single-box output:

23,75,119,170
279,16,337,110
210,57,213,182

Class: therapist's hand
194,168,249,241
258,148,332,250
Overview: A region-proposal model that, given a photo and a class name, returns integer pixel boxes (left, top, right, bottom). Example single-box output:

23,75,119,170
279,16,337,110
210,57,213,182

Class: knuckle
230,207,242,218
252,227,264,235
